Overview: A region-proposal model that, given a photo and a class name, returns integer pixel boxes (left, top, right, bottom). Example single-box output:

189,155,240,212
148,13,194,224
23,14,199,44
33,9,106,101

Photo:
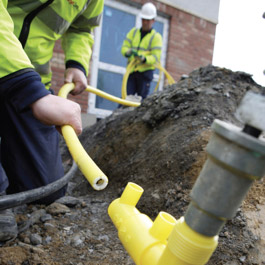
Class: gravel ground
0,65,264,265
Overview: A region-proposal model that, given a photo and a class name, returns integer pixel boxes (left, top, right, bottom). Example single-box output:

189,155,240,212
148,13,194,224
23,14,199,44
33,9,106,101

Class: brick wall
165,7,216,81
133,0,216,81
51,0,217,112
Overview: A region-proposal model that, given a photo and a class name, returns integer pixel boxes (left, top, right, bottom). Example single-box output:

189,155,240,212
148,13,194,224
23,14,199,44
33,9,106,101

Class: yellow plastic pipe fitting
108,182,177,265
58,83,108,190
158,217,218,265
109,182,218,265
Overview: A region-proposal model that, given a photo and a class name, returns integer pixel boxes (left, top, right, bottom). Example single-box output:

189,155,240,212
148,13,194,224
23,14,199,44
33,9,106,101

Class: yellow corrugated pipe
58,83,108,190
108,182,218,265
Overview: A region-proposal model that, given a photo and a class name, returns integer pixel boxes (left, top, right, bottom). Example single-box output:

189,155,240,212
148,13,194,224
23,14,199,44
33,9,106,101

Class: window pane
100,6,135,67
96,69,123,110
153,21,164,75
153,21,164,37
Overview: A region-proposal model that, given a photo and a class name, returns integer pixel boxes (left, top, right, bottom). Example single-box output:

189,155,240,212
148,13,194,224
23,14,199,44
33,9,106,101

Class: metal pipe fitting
185,118,265,236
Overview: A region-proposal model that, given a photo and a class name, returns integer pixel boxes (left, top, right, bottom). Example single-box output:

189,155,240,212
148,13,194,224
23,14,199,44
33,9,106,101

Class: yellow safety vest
7,0,104,88
121,27,162,73
0,0,33,79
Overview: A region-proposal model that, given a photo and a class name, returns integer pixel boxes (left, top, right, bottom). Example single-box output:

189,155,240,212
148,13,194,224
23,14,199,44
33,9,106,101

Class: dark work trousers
0,98,66,205
127,70,154,99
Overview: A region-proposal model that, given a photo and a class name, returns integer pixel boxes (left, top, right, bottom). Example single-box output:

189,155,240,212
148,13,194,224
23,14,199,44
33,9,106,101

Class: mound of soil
0,65,264,265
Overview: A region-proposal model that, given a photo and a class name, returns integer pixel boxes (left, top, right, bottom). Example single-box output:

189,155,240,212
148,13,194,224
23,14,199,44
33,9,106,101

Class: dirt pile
0,65,264,265
67,64,264,218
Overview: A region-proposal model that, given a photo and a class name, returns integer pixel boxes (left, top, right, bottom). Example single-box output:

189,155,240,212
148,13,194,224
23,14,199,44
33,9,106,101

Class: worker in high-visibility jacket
7,0,104,94
121,2,162,100
0,0,90,242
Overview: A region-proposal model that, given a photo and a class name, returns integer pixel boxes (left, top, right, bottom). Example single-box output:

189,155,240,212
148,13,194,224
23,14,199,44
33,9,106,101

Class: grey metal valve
184,91,265,236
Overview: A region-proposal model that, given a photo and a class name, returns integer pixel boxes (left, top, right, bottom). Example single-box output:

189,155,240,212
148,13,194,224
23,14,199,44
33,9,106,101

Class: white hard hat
140,2,157,20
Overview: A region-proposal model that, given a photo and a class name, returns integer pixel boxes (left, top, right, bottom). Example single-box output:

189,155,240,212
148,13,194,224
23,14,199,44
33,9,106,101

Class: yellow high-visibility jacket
0,0,49,110
0,0,33,79
121,27,162,73
7,0,104,88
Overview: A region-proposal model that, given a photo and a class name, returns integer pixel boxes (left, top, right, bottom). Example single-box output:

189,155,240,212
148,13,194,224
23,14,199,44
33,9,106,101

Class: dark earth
0,65,264,265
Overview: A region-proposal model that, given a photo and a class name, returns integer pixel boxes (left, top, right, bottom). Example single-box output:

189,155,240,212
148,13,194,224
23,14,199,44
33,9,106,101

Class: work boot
0,192,18,243
0,208,18,242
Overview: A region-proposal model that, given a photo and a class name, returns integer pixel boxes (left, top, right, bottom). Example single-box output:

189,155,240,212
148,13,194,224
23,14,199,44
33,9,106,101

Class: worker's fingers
64,68,87,95
70,80,86,95
31,94,82,135
64,102,83,135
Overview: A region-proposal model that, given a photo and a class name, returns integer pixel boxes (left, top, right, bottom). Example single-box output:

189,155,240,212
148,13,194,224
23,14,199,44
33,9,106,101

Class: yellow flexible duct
86,85,140,107
58,83,108,191
121,59,138,99
58,81,141,187
154,62,175,85
121,58,176,99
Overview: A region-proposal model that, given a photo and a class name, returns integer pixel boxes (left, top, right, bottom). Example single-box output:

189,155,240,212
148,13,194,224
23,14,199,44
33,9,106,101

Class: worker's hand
125,49,138,58
135,55,146,63
30,94,82,135
64,68,87,96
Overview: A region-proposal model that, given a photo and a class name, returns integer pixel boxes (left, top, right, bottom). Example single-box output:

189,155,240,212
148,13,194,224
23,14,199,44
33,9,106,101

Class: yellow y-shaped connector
108,182,218,265
58,83,108,190
108,182,177,265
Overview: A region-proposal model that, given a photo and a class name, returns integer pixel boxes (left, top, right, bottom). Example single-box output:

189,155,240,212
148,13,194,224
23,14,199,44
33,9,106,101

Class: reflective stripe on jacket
121,27,162,73
0,0,33,79
7,0,103,87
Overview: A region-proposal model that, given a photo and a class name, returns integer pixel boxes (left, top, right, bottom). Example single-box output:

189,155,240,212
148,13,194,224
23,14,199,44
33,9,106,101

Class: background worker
121,2,162,100
0,0,102,242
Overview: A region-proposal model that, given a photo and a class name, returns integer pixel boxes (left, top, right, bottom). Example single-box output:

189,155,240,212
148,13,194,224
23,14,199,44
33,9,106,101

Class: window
89,0,169,118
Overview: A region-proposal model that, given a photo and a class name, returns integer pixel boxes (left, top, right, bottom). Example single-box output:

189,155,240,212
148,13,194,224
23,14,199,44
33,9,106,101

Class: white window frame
89,0,169,118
